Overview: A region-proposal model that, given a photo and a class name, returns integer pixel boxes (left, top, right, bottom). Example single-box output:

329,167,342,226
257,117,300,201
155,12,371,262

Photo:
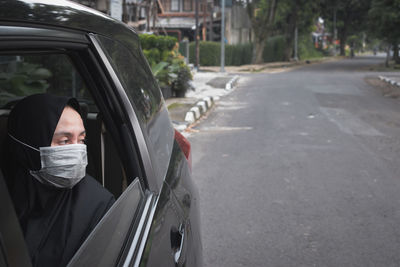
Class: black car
0,1,202,266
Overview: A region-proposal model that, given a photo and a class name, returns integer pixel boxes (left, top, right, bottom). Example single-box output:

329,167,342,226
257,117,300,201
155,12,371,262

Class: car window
94,34,161,123
95,34,175,188
0,50,145,266
0,54,96,111
67,179,144,267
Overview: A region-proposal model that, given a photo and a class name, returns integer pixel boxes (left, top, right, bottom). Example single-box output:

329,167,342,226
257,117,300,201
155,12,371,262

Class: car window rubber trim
121,192,159,267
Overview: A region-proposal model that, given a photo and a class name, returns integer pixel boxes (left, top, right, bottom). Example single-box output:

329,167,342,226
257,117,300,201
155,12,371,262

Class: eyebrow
53,131,86,137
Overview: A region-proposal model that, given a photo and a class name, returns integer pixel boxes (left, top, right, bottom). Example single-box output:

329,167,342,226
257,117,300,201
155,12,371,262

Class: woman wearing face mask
3,94,115,267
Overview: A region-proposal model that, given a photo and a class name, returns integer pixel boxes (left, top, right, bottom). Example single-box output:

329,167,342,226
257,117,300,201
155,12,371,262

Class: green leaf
152,61,169,76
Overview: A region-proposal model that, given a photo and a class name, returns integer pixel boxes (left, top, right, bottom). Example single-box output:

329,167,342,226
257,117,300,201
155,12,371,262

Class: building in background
71,0,251,44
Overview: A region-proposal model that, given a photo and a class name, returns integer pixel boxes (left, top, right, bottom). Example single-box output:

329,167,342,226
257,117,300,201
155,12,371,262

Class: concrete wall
225,5,252,44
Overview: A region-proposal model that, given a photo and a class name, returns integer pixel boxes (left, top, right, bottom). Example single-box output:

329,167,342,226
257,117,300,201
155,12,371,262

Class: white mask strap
8,133,40,152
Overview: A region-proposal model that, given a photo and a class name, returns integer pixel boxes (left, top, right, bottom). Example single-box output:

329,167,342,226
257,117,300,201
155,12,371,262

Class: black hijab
4,94,115,267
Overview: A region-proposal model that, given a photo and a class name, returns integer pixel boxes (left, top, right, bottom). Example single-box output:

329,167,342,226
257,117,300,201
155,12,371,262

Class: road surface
189,56,400,267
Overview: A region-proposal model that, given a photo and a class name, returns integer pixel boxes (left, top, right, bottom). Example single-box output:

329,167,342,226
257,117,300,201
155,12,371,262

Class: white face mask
30,144,88,189
9,134,87,189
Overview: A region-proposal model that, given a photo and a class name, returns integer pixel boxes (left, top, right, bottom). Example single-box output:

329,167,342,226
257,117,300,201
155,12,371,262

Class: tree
321,0,371,56
277,0,320,61
368,0,400,65
247,0,320,63
247,0,279,64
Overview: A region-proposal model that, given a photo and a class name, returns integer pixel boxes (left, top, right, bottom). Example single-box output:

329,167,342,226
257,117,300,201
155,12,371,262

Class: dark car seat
85,112,125,197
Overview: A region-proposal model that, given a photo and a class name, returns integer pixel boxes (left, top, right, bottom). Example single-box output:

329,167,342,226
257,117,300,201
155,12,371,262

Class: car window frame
0,26,158,266
87,33,160,192
87,34,161,266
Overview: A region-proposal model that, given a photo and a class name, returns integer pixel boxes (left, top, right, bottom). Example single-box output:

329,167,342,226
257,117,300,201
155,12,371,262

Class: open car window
0,54,96,111
0,50,145,266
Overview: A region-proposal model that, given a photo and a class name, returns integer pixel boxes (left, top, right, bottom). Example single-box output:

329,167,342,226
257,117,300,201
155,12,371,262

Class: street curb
183,96,216,124
225,75,239,90
379,75,400,87
172,75,239,132
173,95,220,132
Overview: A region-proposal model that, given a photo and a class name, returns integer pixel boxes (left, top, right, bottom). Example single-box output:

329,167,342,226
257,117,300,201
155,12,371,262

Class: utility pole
220,0,225,72
195,0,200,70
202,0,207,40
208,2,213,41
333,6,337,56
293,26,298,61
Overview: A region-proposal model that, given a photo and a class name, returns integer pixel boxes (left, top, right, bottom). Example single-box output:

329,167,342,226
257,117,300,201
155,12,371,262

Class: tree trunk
252,38,266,64
386,44,391,67
249,0,277,64
339,34,347,56
145,0,151,32
283,1,298,61
339,22,348,56
393,42,400,64
350,41,354,58
284,35,294,61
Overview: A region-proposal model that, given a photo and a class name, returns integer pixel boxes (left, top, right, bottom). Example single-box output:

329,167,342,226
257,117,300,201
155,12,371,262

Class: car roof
0,0,139,43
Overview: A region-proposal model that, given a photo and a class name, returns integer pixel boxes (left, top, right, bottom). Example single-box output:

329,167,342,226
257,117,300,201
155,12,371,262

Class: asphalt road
188,55,400,267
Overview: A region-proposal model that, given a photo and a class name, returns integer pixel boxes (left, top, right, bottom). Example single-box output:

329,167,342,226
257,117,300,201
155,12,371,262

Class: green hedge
263,35,287,62
139,34,177,51
185,35,322,66
263,35,324,62
298,35,324,59
141,35,178,67
188,42,253,66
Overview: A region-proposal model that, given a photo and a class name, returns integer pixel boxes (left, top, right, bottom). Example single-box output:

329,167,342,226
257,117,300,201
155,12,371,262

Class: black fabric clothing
3,94,115,267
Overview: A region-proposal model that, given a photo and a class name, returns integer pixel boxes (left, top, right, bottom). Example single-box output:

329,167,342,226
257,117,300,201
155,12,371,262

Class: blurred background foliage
140,34,192,97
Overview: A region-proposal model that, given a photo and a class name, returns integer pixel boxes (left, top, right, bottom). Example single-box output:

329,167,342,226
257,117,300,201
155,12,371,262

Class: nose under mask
8,134,87,189
30,144,88,189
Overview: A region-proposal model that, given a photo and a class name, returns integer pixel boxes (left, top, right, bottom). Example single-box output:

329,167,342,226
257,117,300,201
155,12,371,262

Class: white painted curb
184,112,195,123
204,97,212,108
225,75,239,91
177,75,240,131
379,75,400,87
183,96,215,125
197,101,207,113
190,106,201,119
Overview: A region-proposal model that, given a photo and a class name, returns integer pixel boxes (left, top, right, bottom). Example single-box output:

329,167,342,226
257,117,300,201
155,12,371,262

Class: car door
0,24,189,267
89,32,192,267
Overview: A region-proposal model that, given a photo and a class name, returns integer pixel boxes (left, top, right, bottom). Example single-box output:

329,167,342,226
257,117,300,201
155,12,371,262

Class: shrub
189,42,220,66
298,35,324,59
142,48,161,66
188,42,253,66
184,34,323,66
263,35,287,62
140,34,177,51
140,34,192,98
228,43,253,66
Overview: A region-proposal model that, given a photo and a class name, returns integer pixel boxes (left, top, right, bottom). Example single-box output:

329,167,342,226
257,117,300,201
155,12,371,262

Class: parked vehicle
0,1,202,266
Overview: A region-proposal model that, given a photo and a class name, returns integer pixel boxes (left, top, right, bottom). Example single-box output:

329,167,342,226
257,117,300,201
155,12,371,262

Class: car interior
0,50,151,265
0,53,134,199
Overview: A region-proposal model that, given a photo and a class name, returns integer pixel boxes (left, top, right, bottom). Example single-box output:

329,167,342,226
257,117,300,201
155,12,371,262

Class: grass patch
167,102,184,110
365,76,400,98
364,61,400,72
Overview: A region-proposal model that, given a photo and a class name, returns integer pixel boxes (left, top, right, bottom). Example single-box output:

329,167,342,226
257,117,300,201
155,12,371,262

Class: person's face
51,106,86,146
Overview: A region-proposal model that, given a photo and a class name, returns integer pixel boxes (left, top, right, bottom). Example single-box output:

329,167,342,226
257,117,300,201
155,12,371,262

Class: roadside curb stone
183,97,214,124
170,73,240,132
379,75,400,87
225,75,239,90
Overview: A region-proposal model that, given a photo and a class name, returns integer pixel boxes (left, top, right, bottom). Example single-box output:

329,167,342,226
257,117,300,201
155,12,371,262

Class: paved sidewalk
165,71,239,131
